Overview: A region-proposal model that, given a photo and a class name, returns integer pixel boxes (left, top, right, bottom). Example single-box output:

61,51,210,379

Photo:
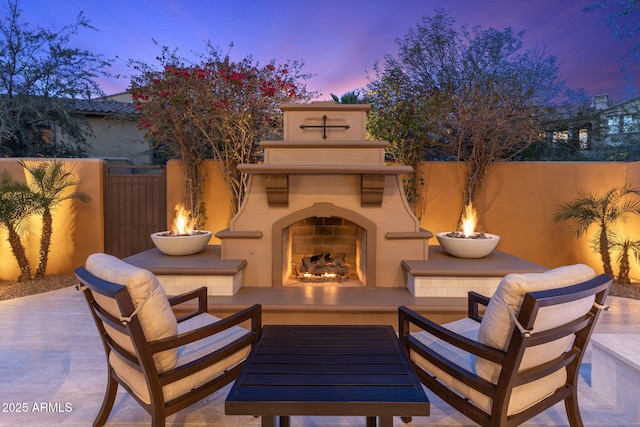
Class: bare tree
0,0,111,157
585,0,640,61
367,9,564,223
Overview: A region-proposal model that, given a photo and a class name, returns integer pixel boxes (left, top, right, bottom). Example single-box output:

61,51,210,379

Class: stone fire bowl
436,232,500,259
150,230,213,256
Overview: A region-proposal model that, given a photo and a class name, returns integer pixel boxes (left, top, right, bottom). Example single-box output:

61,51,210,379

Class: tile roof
74,99,138,115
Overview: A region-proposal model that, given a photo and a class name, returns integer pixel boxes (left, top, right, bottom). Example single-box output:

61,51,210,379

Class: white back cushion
475,264,596,382
86,253,179,372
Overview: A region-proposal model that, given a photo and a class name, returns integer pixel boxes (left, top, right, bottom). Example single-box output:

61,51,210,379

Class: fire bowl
436,232,500,259
150,230,212,256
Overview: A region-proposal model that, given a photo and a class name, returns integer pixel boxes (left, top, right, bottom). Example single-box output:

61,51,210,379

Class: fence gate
104,164,166,259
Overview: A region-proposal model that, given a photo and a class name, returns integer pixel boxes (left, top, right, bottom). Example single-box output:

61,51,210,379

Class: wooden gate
104,165,166,258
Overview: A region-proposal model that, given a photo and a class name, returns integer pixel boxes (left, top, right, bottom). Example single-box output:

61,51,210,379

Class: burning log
300,252,349,277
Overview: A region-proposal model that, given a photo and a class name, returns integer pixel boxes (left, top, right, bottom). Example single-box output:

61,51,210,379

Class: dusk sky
13,0,640,102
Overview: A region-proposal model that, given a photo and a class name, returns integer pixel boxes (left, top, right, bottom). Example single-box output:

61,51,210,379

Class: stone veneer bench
591,334,640,423
124,245,245,296
402,245,548,297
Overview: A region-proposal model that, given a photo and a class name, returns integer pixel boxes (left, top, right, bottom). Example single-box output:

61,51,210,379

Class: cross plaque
299,115,350,139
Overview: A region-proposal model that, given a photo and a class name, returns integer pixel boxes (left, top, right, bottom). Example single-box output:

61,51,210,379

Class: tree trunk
617,249,631,285
458,162,486,228
6,224,31,281
35,208,52,279
599,228,614,277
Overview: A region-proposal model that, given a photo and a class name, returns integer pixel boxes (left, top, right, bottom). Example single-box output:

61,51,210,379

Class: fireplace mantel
238,164,412,174
239,164,412,208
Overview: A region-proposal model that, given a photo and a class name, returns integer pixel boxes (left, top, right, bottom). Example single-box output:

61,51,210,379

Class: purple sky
14,0,639,101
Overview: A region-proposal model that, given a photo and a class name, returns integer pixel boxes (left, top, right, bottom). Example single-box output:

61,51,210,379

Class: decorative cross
299,115,350,139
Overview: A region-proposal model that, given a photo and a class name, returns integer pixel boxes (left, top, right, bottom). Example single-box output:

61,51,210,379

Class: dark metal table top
225,325,429,424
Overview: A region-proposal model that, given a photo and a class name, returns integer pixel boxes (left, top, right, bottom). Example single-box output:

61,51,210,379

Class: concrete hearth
124,246,245,296
123,243,547,325
403,245,547,297
216,102,432,288
124,243,547,298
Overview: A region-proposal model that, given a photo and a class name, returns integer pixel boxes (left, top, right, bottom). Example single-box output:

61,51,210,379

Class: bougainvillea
129,44,313,217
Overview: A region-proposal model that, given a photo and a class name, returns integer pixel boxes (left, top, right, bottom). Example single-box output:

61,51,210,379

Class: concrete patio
1,285,640,426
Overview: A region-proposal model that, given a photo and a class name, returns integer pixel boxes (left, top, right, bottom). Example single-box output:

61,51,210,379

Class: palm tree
611,237,640,285
0,170,39,281
330,91,364,104
554,184,640,277
20,161,91,279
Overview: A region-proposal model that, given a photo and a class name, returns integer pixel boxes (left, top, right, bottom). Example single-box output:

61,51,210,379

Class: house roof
598,96,640,115
74,99,138,115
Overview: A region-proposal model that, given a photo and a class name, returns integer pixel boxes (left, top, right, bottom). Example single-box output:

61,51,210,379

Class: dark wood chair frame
399,274,612,427
75,266,262,427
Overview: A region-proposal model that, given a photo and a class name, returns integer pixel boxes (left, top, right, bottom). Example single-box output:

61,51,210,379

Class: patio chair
398,264,612,427
75,253,262,427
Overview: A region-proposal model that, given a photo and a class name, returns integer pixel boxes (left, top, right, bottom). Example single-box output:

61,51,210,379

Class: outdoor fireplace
215,102,432,288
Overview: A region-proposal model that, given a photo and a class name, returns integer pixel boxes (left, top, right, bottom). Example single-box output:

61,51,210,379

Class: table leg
366,416,376,427
378,416,393,427
261,415,276,427
279,415,290,427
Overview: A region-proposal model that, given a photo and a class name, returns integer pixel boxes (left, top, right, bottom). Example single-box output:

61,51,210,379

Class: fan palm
20,161,91,278
554,184,640,277
611,237,640,285
0,170,39,281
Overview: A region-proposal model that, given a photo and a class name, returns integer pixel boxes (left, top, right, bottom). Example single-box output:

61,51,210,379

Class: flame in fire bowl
151,230,213,256
151,203,212,255
437,203,500,258
436,232,500,259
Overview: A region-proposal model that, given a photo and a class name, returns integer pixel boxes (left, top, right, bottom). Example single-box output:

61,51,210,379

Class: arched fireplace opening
283,216,366,286
272,203,377,288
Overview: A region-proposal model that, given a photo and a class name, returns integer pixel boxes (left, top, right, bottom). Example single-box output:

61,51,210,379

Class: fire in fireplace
283,215,364,286
295,252,350,282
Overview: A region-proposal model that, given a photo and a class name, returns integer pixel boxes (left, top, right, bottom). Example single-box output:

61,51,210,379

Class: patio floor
1,285,640,426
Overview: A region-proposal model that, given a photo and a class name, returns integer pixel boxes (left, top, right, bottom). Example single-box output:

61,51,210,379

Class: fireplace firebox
284,216,365,286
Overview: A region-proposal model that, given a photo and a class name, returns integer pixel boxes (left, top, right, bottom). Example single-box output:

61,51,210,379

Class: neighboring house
543,104,592,151
595,94,640,146
543,94,640,154
73,92,639,163
71,92,151,165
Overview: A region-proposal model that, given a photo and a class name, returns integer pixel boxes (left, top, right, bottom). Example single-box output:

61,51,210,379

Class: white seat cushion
411,318,568,415
109,312,251,404
85,253,179,372
410,318,481,401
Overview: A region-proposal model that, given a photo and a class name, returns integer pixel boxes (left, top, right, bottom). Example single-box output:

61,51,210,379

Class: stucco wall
165,159,234,244
166,160,640,279
2,159,639,281
419,161,640,275
0,159,104,280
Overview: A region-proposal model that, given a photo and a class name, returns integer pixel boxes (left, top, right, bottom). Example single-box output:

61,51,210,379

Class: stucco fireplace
216,102,432,288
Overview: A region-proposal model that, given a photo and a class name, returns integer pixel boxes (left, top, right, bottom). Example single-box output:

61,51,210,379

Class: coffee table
225,325,429,426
